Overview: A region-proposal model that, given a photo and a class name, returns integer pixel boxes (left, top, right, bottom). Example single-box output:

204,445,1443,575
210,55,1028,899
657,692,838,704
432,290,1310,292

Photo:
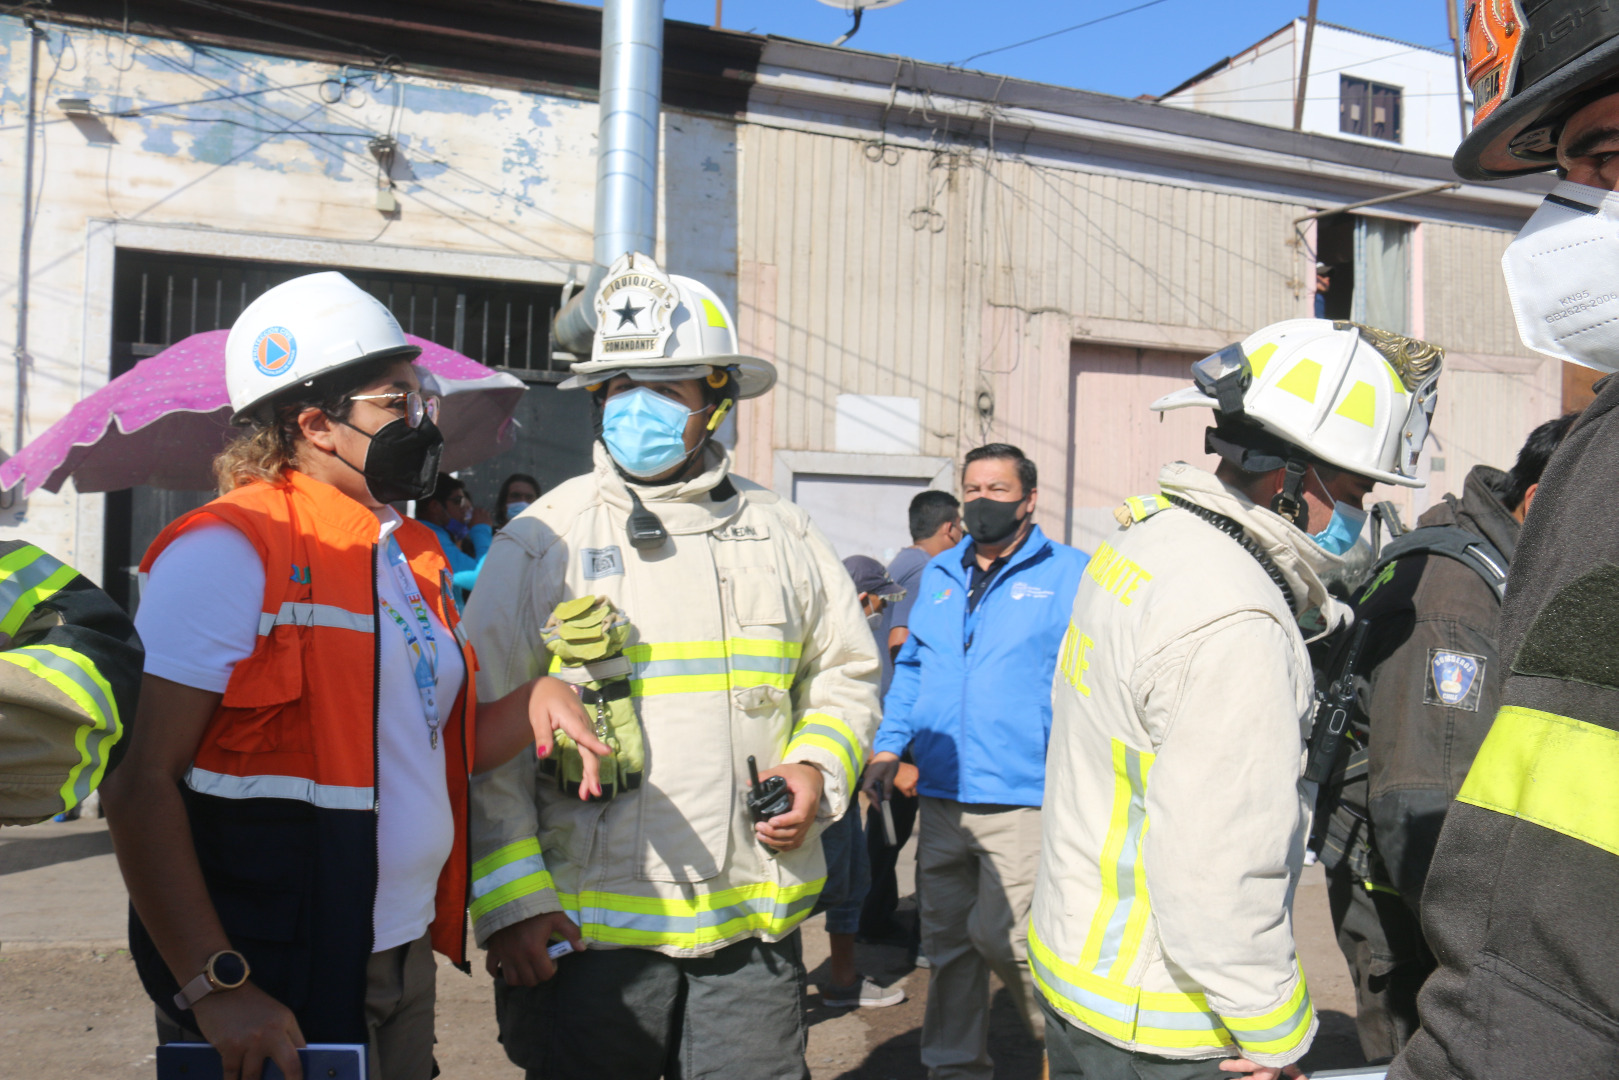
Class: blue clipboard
156,1042,367,1080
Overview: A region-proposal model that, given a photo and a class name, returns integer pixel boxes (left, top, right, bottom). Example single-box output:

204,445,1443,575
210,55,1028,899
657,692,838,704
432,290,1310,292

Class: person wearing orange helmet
1390,5,1619,1077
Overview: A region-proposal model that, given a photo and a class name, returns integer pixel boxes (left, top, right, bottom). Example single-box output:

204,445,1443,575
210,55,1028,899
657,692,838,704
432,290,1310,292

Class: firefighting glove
541,595,643,801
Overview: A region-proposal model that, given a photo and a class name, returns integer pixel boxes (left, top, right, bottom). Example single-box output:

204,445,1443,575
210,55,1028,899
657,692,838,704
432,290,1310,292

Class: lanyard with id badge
379,537,442,748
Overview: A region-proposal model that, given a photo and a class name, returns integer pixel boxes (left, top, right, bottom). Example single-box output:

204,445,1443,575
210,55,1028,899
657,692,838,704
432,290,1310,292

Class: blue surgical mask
601,387,700,480
1311,500,1368,556
504,500,530,519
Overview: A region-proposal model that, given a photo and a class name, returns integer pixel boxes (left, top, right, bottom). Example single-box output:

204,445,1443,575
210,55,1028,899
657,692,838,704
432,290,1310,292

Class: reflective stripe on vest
0,545,78,639
1457,705,1619,858
186,766,374,811
0,642,122,811
257,601,374,636
559,878,823,949
470,837,555,922
622,638,800,696
1081,739,1155,979
1029,922,1314,1056
784,711,864,786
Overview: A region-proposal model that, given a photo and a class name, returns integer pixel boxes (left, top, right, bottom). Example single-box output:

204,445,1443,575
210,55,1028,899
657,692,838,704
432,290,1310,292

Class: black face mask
963,496,1026,545
336,415,444,504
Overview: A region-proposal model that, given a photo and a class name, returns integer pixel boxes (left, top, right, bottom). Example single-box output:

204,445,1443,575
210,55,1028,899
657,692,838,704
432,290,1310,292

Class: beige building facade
0,3,1560,591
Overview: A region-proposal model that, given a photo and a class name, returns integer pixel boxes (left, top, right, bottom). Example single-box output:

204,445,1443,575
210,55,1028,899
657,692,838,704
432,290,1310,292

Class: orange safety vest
127,470,476,1041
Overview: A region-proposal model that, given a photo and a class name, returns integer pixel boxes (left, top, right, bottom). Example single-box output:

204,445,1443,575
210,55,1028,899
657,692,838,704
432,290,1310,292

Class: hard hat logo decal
252,326,298,377
594,255,677,359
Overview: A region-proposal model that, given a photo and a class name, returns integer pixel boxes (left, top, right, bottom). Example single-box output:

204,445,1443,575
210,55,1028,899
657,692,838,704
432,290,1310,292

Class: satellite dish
813,0,906,46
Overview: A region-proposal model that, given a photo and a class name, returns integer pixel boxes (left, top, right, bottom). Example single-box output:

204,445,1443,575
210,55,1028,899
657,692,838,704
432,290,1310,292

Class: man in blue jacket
863,443,1087,1080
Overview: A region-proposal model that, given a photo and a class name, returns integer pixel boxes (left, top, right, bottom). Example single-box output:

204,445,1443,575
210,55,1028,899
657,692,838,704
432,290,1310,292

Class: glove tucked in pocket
542,595,643,801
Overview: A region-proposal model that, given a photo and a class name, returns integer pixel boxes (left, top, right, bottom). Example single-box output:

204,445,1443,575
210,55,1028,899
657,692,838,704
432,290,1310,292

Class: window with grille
111,250,566,379
1339,75,1403,143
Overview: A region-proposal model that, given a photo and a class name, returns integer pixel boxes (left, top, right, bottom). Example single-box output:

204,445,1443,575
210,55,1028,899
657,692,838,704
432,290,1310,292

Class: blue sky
579,1,1459,102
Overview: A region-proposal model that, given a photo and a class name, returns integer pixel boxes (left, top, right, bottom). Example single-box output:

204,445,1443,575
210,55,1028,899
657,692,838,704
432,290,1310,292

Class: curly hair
211,357,398,494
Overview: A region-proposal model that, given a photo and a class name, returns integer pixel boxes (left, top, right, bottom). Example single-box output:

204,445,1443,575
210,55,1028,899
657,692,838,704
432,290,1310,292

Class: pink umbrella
0,333,526,497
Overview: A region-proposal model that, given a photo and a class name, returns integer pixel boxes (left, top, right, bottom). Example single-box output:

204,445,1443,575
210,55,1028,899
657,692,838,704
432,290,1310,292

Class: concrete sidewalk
1,817,1369,1079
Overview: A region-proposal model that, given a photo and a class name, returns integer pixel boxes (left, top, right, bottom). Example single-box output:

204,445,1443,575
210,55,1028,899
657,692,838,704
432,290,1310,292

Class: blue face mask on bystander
601,387,701,480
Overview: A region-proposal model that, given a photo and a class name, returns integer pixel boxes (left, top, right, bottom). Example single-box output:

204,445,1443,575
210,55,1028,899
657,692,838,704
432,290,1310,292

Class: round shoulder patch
252,326,297,377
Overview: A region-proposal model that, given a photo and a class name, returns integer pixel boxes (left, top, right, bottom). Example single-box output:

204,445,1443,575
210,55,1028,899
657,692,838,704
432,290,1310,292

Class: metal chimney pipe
553,0,664,356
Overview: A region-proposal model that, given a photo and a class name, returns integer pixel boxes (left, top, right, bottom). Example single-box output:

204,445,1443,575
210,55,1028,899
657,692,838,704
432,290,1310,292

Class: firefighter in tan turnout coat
1031,319,1443,1079
464,254,880,1080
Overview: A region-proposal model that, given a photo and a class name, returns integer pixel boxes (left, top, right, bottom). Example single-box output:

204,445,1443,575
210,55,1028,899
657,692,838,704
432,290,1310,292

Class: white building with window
1158,19,1471,157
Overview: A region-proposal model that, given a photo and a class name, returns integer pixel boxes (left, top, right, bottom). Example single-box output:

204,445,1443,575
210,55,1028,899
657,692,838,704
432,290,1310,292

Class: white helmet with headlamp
1151,318,1442,545
560,252,777,482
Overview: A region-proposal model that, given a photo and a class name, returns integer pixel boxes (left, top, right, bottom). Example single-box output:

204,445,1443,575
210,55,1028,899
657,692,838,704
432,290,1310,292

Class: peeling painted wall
0,18,739,580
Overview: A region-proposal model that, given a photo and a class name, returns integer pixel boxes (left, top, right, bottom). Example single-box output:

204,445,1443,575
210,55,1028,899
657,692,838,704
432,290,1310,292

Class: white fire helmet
558,252,777,399
1151,318,1443,487
224,271,419,421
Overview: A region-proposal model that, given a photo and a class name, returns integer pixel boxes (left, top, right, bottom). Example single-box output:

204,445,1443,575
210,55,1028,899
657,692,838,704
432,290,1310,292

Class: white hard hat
558,252,777,399
1151,319,1442,487
225,271,420,421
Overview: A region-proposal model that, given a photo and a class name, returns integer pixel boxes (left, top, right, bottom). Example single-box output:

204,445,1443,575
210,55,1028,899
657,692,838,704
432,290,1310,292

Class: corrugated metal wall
735,122,1556,538
1423,222,1535,358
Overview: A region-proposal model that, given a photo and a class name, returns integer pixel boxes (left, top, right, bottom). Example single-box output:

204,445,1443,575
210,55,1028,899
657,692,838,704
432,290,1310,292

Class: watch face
210,951,248,988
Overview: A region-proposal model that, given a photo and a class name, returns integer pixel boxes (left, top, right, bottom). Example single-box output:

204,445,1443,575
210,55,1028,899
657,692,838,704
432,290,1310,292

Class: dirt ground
1,817,1371,1079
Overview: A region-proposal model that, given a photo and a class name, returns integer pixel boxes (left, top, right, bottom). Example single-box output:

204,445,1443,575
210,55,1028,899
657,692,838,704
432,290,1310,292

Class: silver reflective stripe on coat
470,853,549,901
0,643,122,811
186,766,374,810
257,601,373,636
632,656,729,680
1094,745,1151,976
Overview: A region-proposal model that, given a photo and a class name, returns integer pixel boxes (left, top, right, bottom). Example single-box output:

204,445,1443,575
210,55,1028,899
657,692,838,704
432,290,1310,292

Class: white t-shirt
136,511,464,953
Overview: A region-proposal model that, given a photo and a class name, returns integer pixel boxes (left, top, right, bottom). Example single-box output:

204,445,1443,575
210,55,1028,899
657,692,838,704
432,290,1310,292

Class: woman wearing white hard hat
101,271,606,1080
462,254,881,1079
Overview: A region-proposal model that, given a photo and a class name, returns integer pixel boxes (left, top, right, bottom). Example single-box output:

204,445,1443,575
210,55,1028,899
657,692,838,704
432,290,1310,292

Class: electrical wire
957,0,1175,67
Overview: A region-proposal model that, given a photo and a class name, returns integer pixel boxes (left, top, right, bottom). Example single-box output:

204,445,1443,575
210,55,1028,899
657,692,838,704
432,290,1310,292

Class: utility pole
14,18,43,455
714,0,722,28
1447,0,1470,139
1293,0,1319,132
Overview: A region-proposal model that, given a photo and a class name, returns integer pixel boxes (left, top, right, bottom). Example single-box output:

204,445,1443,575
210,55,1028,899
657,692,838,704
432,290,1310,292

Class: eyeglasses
348,390,441,429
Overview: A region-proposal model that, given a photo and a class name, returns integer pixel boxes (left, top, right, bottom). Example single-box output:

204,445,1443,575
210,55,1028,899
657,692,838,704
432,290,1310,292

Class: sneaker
822,976,906,1009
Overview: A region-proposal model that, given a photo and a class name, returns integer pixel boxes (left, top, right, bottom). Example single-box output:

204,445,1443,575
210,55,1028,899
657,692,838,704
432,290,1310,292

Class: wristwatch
173,950,250,1012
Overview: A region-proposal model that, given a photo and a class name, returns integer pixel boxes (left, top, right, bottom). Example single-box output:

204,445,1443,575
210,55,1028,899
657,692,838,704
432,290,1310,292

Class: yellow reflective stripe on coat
470,837,555,921
0,545,78,639
557,878,824,949
1079,739,1155,979
1457,705,1619,858
1219,971,1314,1057
623,638,801,697
785,711,864,784
0,643,122,812
1029,922,1233,1051
1123,494,1169,524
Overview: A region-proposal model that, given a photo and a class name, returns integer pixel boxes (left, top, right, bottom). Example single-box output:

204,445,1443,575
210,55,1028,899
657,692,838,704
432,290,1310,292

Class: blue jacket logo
1432,651,1479,706
1009,581,1053,600
932,587,953,604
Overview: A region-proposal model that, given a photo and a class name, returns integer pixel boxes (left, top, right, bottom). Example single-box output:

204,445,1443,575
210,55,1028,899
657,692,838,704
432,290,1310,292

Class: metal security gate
103,250,593,611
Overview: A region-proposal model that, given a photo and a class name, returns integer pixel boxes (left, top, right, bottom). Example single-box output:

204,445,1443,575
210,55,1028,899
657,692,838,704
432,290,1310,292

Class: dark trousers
859,788,918,939
494,932,810,1080
1326,860,1434,1062
1043,998,1233,1080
